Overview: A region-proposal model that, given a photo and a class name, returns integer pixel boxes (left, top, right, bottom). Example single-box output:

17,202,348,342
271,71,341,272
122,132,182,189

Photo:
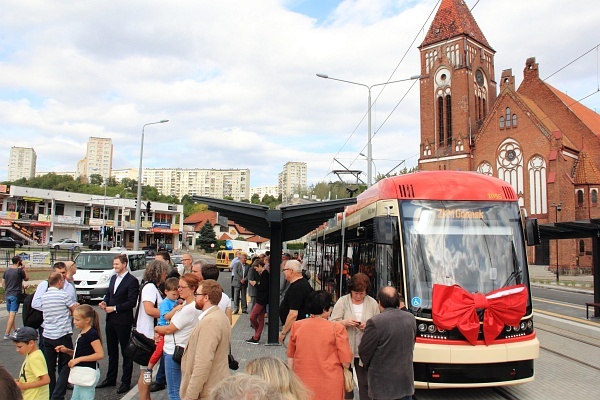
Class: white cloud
0,0,598,189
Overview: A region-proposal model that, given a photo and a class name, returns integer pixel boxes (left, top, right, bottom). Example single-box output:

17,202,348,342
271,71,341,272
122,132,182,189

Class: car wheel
74,246,80,251
54,245,60,250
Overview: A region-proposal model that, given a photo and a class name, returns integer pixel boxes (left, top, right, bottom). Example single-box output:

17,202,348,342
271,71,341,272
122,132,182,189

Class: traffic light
146,201,152,214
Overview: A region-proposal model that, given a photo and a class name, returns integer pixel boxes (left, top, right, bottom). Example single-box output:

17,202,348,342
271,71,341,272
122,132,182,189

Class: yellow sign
14,250,52,267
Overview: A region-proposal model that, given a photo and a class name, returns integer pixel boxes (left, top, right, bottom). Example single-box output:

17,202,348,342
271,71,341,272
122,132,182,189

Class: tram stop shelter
191,196,357,343
539,219,600,317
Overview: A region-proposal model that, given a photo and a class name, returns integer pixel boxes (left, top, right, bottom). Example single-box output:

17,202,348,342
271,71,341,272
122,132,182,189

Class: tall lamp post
552,202,562,283
134,120,169,250
316,73,421,186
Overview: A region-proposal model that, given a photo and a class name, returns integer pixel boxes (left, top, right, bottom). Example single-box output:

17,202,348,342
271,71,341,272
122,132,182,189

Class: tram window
374,217,396,244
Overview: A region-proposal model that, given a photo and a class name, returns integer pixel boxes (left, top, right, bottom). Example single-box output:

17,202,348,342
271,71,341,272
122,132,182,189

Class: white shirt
114,270,128,293
219,292,232,313
32,280,72,311
163,301,201,355
137,283,163,339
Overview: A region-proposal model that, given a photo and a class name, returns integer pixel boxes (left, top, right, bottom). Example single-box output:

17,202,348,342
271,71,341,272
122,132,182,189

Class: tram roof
348,171,518,213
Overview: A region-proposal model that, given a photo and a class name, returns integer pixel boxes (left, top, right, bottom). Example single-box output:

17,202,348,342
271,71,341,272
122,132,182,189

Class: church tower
417,0,497,171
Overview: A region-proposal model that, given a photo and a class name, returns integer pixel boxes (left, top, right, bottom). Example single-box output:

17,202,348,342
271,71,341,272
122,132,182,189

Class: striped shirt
41,287,75,339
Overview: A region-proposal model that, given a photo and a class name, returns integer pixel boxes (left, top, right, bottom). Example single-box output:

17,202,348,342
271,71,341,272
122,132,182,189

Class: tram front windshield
401,200,529,312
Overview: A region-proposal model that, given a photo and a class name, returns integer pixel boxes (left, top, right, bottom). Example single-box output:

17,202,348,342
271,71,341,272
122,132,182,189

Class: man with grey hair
209,374,282,400
181,253,194,274
190,259,206,277
278,259,313,344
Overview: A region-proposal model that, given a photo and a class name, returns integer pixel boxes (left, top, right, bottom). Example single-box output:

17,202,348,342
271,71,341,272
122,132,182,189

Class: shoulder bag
68,334,98,387
171,333,185,364
333,322,354,393
228,345,239,370
124,282,157,365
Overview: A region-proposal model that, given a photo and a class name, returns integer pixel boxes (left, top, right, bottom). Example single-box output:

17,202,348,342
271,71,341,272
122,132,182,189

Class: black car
90,241,112,250
0,237,23,248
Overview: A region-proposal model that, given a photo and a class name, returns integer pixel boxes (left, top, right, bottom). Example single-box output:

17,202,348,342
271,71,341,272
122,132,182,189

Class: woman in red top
287,290,353,400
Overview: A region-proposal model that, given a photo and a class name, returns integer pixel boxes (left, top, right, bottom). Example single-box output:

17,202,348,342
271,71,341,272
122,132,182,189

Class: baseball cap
13,327,38,343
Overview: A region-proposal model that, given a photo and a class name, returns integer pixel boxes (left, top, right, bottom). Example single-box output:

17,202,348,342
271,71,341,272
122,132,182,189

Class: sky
1,0,599,190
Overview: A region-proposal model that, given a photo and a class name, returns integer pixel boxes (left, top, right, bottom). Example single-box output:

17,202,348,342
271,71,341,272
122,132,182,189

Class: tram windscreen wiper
502,241,522,287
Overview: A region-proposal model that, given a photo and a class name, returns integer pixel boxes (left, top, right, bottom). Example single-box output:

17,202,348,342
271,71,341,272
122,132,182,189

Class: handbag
68,366,97,387
228,346,239,370
125,329,156,365
68,334,98,387
16,286,27,304
124,282,157,365
333,323,354,393
172,334,185,364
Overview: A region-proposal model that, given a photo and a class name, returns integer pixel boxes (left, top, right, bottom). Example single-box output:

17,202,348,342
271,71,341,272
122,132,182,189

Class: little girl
56,304,104,400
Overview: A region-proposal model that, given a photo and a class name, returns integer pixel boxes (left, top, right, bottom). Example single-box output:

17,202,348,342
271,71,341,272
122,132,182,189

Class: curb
531,282,594,295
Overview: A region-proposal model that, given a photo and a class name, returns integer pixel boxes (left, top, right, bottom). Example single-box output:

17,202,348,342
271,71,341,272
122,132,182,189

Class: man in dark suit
97,254,140,394
359,286,416,400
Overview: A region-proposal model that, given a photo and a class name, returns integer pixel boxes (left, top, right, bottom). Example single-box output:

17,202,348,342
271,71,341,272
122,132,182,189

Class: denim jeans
155,353,166,385
164,352,182,400
70,368,100,400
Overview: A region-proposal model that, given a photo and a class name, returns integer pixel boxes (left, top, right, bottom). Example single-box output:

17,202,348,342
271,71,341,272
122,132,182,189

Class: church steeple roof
573,151,600,185
420,0,491,49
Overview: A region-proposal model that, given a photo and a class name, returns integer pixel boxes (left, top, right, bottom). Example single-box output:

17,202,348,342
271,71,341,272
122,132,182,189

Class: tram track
492,387,521,400
535,325,600,372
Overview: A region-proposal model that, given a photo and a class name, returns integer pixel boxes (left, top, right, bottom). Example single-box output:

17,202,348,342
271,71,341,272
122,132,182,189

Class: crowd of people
1,250,417,400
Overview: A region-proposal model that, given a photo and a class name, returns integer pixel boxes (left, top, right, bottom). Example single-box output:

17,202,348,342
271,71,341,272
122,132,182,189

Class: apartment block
250,185,279,200
77,137,113,181
8,147,37,181
135,168,250,201
278,161,307,199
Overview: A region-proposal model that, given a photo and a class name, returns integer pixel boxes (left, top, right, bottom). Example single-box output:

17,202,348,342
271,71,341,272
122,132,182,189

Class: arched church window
577,190,584,205
528,155,547,214
505,107,511,127
500,116,505,129
512,114,518,127
477,161,493,176
438,96,444,147
446,95,452,144
498,139,524,207
592,189,598,204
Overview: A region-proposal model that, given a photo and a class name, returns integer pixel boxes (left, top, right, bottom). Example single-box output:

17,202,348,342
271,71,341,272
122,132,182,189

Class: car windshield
401,200,529,311
74,254,116,270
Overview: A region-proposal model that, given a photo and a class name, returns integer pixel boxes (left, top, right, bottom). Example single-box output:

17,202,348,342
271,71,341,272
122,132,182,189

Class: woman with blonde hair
245,356,311,400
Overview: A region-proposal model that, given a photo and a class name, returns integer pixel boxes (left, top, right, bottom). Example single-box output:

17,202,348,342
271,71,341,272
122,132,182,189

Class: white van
73,250,146,301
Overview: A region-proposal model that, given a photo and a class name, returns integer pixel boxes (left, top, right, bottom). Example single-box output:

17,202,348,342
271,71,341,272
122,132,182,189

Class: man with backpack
2,255,29,339
26,262,71,346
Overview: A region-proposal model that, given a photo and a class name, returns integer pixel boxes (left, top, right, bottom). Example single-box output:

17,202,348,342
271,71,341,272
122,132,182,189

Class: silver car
49,238,83,250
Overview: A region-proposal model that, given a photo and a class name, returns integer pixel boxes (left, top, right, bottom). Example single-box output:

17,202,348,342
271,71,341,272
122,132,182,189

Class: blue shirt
158,298,178,326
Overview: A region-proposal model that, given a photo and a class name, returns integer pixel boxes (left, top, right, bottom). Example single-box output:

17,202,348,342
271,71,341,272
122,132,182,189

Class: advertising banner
15,250,52,267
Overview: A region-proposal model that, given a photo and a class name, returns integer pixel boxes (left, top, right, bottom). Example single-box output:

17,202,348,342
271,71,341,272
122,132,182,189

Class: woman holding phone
330,273,379,400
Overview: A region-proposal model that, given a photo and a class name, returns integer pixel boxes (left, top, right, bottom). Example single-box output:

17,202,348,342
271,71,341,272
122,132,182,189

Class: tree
89,174,104,186
250,193,261,204
197,220,217,252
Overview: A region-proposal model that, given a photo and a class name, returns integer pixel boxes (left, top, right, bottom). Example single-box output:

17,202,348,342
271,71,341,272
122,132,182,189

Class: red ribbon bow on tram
432,284,528,345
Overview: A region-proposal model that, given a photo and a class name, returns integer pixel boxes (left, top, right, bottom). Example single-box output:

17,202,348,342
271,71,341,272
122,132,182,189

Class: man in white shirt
198,265,233,325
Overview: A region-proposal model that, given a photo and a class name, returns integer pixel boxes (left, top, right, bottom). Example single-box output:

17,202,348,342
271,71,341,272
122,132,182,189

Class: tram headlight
505,325,512,332
418,323,428,333
427,325,437,333
512,324,520,332
520,322,527,331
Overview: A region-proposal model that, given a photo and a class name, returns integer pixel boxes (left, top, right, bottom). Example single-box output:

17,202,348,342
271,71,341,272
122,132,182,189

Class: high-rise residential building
250,185,279,200
77,137,113,181
112,168,138,182
138,168,250,201
278,161,307,199
8,147,37,181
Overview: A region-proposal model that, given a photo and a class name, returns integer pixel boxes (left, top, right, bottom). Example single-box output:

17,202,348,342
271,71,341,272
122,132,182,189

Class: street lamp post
316,73,421,186
552,202,562,283
134,120,169,250
101,179,107,251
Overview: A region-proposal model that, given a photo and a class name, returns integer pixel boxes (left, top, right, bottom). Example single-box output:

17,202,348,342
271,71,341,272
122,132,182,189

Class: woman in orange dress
287,290,353,400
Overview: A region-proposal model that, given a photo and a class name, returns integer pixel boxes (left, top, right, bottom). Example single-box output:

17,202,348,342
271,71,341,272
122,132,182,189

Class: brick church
417,0,600,271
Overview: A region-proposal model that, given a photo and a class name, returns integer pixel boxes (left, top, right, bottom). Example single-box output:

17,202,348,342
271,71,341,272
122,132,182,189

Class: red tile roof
421,0,491,48
573,151,600,184
545,83,600,138
245,235,269,244
220,233,233,240
183,211,218,225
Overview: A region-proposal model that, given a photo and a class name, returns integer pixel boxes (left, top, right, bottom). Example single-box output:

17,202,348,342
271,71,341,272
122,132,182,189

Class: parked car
142,243,173,253
171,254,185,275
90,240,113,250
0,237,21,248
49,238,83,250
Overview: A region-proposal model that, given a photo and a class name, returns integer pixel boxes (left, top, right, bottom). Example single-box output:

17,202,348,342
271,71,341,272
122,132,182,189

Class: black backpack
22,281,47,330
